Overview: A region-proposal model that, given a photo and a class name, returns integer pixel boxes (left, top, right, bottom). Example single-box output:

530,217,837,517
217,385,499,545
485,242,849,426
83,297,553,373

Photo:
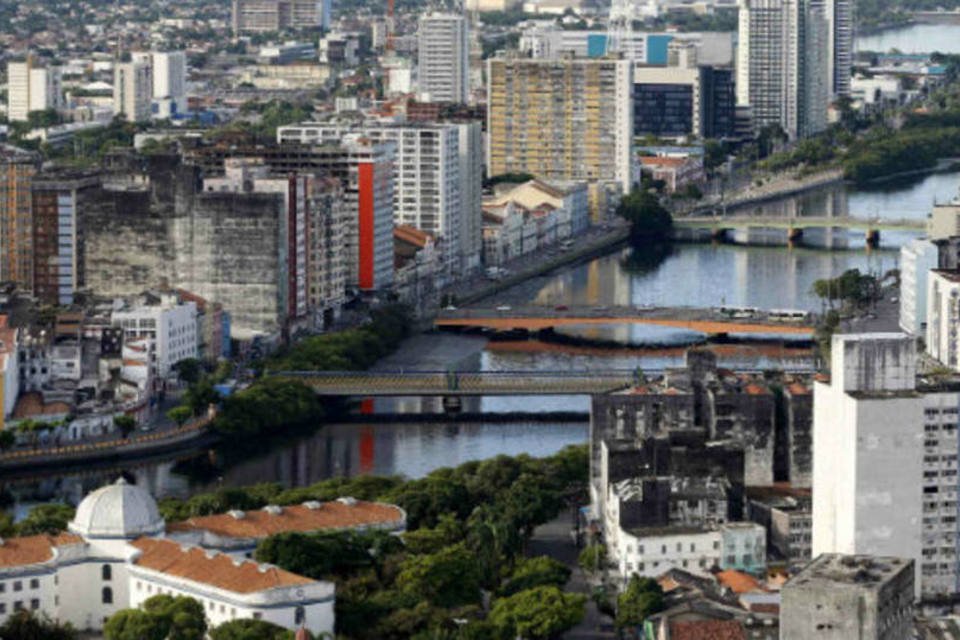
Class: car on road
444,305,457,311
496,305,512,312
555,304,569,311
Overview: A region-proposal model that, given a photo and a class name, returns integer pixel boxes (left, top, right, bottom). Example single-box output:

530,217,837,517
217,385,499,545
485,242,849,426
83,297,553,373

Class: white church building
0,479,392,634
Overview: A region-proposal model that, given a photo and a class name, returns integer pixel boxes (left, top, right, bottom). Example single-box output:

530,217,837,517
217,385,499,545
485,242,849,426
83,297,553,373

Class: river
857,23,960,54
4,170,958,511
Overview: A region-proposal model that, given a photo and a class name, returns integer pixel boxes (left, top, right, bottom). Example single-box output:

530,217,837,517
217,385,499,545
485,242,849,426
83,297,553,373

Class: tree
578,544,606,575
184,379,220,415
16,503,75,536
113,414,137,438
209,619,298,640
616,575,664,631
0,610,78,640
395,543,483,609
172,358,203,385
616,190,673,243
488,586,586,640
0,428,16,452
103,610,167,640
499,556,571,597
166,406,193,428
141,595,207,640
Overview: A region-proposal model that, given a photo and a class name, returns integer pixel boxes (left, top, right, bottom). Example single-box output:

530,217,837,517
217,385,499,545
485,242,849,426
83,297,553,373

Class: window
13,602,22,611
29,579,38,589
0,583,5,593
13,581,21,592
676,543,682,552
254,613,262,620
30,599,38,611
102,565,112,581
726,555,736,565
102,587,113,604
295,606,305,625
661,545,666,554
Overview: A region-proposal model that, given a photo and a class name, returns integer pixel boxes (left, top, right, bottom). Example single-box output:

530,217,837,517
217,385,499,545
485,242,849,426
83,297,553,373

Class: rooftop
716,570,764,594
787,553,911,591
166,500,405,540
131,538,313,594
670,620,745,640
0,533,83,568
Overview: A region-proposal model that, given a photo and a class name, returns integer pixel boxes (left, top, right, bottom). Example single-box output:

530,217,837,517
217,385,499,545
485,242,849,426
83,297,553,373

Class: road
527,514,616,640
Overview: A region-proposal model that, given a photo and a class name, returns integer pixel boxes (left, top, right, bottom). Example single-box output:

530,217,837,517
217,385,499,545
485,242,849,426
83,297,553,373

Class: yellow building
485,54,633,194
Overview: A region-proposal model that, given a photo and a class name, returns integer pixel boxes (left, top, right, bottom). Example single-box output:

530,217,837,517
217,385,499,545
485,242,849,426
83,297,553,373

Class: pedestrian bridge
274,370,643,396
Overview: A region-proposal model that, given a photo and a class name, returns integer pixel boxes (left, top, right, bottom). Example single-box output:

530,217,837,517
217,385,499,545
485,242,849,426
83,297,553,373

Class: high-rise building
278,119,483,279
632,42,736,140
486,54,634,194
736,0,830,139
0,145,40,291
899,238,938,336
781,554,914,640
7,59,63,122
417,13,469,104
826,0,854,98
231,0,328,34
812,332,960,599
31,169,100,306
113,61,153,123
150,52,187,118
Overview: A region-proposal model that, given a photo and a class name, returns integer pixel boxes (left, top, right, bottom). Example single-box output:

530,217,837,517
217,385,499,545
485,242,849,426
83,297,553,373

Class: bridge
673,215,925,247
674,216,925,232
434,305,815,337
275,370,642,396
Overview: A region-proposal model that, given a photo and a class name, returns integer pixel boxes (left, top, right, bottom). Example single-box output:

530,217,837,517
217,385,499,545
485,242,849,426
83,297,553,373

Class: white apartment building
149,52,187,118
826,0,854,98
113,61,153,123
900,238,938,336
812,332,960,599
417,13,469,104
736,0,829,139
278,120,483,279
928,270,960,370
7,60,63,122
111,293,198,377
0,480,335,635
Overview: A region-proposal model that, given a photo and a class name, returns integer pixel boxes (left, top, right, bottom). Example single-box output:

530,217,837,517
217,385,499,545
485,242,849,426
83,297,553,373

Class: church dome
69,478,165,539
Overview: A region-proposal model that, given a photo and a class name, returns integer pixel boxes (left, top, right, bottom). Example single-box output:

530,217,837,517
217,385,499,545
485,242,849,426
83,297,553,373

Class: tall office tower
113,61,153,123
278,120,481,279
231,0,325,34
486,55,633,194
150,52,187,117
0,146,39,291
736,0,830,139
812,332,960,600
417,13,469,104
31,169,100,306
7,59,63,122
826,0,854,98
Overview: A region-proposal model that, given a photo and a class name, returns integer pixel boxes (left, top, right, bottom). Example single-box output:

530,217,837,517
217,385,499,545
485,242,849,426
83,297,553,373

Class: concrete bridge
275,370,642,396
673,215,925,248
434,305,816,337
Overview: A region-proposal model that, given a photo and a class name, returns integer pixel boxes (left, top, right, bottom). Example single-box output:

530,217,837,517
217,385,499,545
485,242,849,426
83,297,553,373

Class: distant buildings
736,0,830,139
927,270,960,369
781,553,914,639
231,0,330,34
826,0,854,98
6,58,63,122
486,54,633,194
746,485,812,569
417,13,469,104
111,292,199,378
145,51,187,118
113,61,153,123
0,146,40,292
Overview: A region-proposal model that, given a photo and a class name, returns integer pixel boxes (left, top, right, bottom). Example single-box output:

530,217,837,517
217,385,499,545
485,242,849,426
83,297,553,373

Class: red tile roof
670,620,746,640
716,570,764,594
166,501,404,539
0,533,83,568
131,538,312,593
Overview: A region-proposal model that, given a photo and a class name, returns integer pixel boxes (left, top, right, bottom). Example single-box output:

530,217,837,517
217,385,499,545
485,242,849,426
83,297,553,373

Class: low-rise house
639,155,705,194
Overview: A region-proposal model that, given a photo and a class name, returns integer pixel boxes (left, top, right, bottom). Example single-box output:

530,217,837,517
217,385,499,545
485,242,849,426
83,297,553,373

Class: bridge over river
672,215,925,247
433,305,816,337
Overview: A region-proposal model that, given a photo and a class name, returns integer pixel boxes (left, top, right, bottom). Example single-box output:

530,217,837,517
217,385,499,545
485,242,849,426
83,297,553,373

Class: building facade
111,293,199,378
113,61,153,123
7,59,62,123
486,55,634,193
900,238,938,336
0,146,40,291
231,0,328,34
417,13,469,104
927,270,960,370
736,0,830,139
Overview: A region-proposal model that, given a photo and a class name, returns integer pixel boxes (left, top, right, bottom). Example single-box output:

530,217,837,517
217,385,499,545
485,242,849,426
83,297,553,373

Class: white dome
69,478,165,539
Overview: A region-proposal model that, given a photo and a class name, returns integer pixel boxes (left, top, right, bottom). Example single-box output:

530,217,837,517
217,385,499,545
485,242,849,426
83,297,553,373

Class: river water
6,170,959,511
857,23,960,54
